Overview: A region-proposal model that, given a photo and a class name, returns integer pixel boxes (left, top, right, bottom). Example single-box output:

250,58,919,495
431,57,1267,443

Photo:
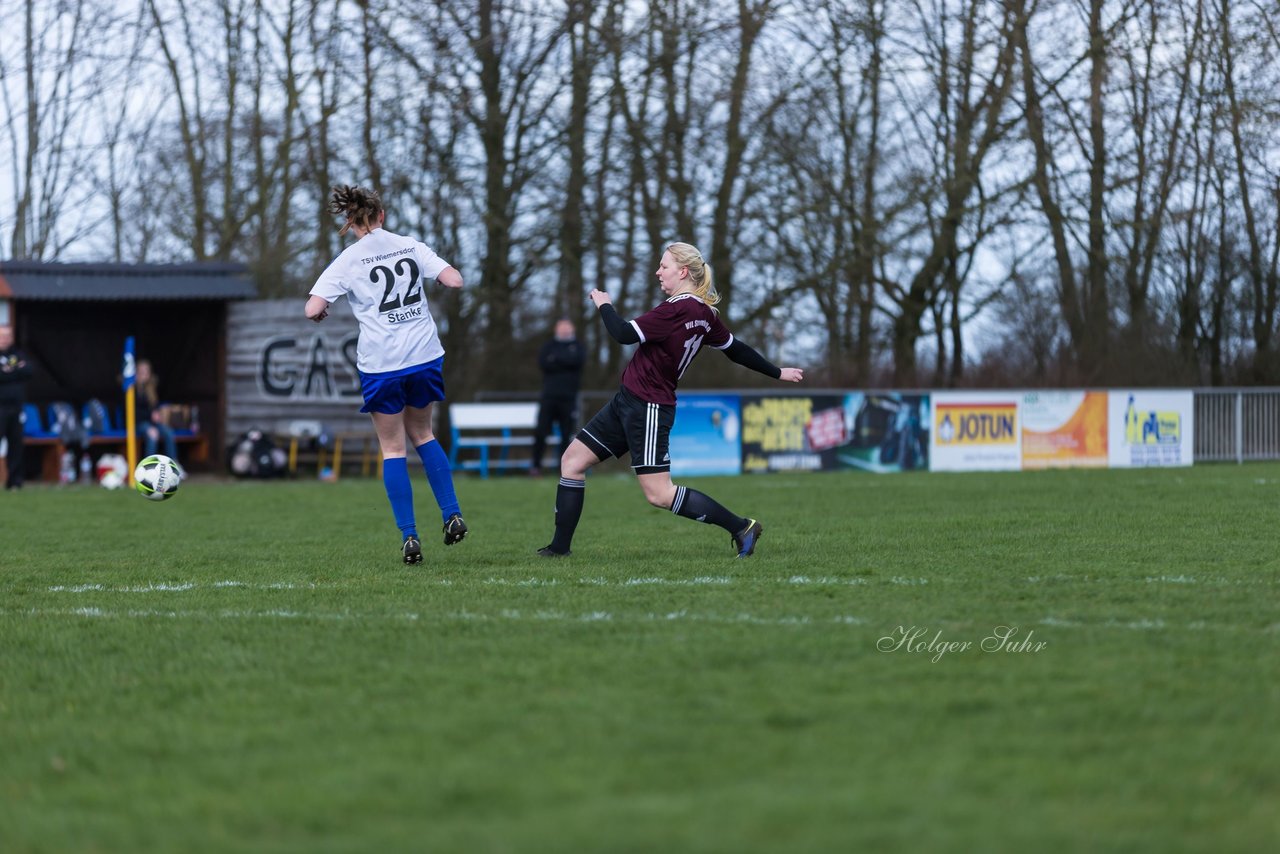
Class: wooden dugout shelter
0,260,256,480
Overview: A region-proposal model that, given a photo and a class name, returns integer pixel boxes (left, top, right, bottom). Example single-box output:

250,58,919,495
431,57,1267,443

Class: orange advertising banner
1020,391,1108,469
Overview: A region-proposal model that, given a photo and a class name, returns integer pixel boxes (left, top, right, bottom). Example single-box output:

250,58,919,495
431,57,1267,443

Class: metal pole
1235,392,1243,464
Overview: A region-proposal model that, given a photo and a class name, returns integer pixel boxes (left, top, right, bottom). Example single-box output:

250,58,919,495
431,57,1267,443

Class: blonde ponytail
666,242,720,312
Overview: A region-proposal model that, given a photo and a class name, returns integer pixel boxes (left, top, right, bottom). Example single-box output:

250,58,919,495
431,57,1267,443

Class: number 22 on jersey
371,258,423,315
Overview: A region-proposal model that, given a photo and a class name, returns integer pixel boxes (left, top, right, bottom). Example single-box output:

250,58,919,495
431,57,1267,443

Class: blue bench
447,402,558,478
19,400,210,481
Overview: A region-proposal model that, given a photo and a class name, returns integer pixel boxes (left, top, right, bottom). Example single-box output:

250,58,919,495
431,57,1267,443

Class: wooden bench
447,402,558,478
273,421,381,480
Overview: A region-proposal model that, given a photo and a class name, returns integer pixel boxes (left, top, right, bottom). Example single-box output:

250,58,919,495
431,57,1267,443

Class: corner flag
123,337,137,484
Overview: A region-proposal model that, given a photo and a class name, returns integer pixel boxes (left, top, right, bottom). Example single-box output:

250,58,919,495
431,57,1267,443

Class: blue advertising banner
671,394,742,476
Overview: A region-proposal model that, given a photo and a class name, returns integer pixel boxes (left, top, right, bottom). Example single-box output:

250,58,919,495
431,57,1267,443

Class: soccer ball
134,454,183,501
96,453,129,489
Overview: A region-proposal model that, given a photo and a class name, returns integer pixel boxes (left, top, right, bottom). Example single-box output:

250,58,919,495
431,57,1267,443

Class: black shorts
577,387,675,475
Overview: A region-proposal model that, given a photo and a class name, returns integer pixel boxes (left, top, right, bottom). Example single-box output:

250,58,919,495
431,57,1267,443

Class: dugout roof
0,260,256,301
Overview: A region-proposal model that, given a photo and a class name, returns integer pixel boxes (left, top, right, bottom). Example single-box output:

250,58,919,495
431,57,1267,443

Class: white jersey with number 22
309,228,450,374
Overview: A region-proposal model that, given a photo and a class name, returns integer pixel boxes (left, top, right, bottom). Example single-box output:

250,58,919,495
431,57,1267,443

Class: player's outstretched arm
592,289,641,345
723,337,802,381
438,266,464,289
305,295,330,322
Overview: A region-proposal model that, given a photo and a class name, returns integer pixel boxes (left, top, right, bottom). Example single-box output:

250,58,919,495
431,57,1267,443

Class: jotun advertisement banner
930,391,1022,471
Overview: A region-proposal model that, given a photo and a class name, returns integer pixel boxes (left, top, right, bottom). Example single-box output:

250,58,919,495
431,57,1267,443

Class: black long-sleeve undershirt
598,303,640,344
723,338,781,379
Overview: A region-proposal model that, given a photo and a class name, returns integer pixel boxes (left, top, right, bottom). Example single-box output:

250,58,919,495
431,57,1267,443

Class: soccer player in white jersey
305,185,468,565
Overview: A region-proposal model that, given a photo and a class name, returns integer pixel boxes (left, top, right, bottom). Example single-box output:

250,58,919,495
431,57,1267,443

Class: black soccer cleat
536,546,571,558
443,513,468,546
732,519,763,558
402,535,423,565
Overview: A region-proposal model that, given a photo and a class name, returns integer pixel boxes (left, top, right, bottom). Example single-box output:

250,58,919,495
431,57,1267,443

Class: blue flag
122,336,136,391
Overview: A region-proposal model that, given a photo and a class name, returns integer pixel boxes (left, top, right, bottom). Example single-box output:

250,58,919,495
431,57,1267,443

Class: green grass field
2,464,1279,852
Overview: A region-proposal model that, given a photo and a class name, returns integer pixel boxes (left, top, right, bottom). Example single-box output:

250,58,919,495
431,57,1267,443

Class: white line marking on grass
1026,574,1280,587
1116,618,1166,630
1039,617,1176,631
44,575,770,594
5,608,1269,633
49,581,322,594
43,574,1279,597
5,607,864,627
49,583,198,593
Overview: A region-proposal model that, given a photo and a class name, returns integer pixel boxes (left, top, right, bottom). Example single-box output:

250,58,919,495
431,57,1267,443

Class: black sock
670,486,747,534
548,477,586,552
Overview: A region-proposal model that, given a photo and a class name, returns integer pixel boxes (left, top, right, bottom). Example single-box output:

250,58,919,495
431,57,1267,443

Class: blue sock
416,439,461,523
382,457,417,539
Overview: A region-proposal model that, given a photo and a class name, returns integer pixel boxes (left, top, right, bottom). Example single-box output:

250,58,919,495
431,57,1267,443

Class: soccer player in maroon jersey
538,242,804,558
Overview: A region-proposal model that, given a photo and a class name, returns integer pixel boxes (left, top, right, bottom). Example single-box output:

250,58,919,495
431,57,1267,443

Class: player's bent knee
560,460,589,480
641,484,677,509
559,442,596,480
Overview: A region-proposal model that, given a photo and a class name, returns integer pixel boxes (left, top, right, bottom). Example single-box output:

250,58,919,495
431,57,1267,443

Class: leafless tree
1,0,113,259
8,0,1280,386
1218,0,1280,380
884,0,1021,386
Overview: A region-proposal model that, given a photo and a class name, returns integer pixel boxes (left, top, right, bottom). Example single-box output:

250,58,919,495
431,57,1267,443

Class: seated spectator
134,359,179,462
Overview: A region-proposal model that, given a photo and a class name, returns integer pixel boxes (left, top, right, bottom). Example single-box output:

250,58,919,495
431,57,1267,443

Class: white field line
2,607,1272,633
44,577,873,593
3,606,863,627
42,573,1279,596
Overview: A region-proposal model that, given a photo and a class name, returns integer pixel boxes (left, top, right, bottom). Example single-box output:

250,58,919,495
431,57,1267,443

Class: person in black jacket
0,326,34,490
530,317,585,475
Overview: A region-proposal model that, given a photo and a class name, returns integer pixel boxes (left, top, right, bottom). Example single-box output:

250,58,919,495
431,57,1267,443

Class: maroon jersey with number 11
620,293,733,405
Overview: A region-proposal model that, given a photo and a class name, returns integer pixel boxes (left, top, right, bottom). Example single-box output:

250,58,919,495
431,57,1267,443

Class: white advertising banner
1021,390,1109,469
1107,390,1194,467
930,391,1022,471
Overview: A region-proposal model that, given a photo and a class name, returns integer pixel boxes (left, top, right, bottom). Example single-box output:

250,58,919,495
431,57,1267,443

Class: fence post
1235,392,1243,464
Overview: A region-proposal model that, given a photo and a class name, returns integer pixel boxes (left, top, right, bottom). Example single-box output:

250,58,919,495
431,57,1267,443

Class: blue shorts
359,357,446,414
